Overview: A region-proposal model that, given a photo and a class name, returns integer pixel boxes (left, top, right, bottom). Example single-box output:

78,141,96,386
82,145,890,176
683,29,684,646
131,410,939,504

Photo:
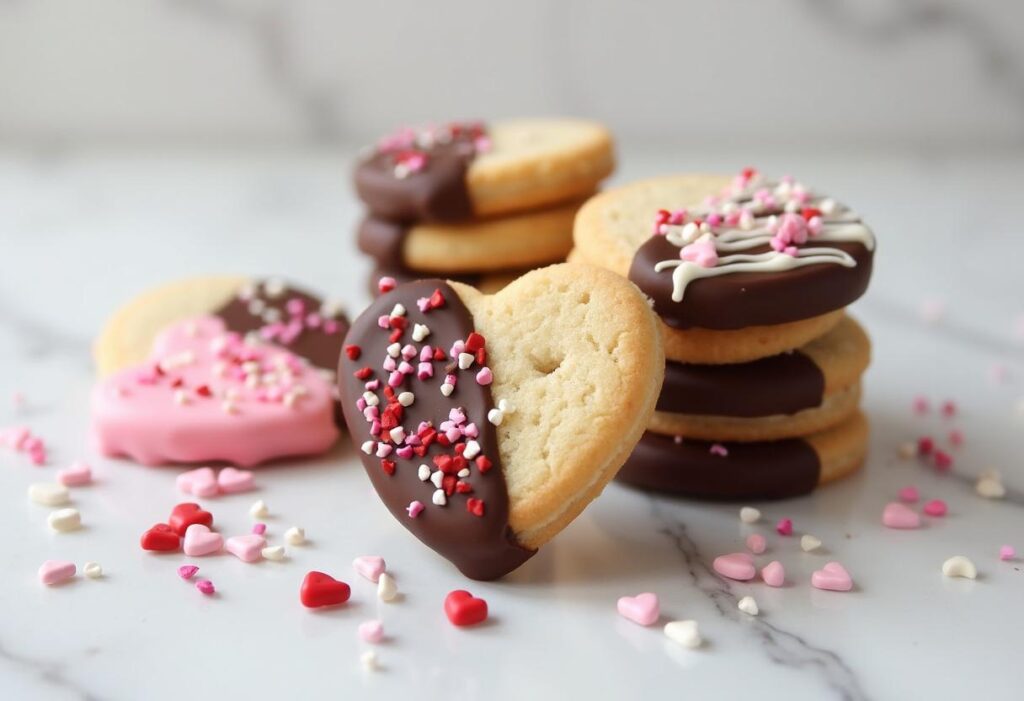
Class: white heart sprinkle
942,555,977,579
418,465,431,481
48,508,81,532
664,620,702,649
262,545,286,561
739,506,760,524
737,596,759,616
430,471,444,488
412,324,430,342
361,441,375,455
976,477,1006,499
398,392,415,407
284,526,306,546
378,572,398,602
390,303,406,318
458,353,474,370
83,562,103,579
250,499,269,518
457,468,470,478
29,483,70,507
440,383,454,397
497,398,514,413
487,408,503,426
386,343,401,358
463,440,481,460
432,489,447,506
898,442,918,459
801,535,822,552
361,650,380,672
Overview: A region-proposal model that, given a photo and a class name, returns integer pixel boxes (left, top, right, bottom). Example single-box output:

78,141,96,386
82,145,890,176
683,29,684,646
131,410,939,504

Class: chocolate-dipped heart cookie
338,264,663,579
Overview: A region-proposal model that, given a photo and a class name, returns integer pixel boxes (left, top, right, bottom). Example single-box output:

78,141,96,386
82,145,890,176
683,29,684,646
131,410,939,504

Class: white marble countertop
1,148,1022,701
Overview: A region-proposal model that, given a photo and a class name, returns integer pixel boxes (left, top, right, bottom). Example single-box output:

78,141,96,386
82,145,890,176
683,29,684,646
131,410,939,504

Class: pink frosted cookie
92,316,338,467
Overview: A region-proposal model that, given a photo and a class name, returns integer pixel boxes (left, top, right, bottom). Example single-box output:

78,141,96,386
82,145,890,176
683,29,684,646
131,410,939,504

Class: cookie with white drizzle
338,264,663,580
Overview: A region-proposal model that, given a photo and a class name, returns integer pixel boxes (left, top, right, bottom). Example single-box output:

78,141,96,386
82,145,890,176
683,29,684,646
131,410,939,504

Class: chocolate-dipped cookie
338,264,663,579
617,411,868,500
94,276,348,379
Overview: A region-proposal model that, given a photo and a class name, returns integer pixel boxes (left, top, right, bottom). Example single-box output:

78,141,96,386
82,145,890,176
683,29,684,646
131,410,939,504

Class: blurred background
1,0,1022,152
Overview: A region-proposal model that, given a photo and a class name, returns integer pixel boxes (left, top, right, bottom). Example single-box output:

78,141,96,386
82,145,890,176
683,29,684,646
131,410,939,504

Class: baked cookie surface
354,119,614,223
617,411,868,500
338,263,662,579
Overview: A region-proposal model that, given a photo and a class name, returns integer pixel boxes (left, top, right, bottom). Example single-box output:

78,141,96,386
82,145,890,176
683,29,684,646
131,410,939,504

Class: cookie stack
353,118,615,295
573,169,876,500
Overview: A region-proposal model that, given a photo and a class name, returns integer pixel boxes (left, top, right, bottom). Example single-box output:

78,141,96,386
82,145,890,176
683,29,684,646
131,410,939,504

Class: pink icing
91,316,338,467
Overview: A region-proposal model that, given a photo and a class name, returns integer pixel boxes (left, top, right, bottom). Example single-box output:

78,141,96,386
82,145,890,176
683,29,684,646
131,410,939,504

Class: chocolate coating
358,217,409,267
658,352,824,417
629,237,873,330
616,431,820,500
354,140,476,223
338,280,534,580
214,281,348,374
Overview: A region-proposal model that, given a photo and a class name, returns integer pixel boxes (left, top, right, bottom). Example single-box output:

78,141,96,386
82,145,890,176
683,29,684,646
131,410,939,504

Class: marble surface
1,149,1023,701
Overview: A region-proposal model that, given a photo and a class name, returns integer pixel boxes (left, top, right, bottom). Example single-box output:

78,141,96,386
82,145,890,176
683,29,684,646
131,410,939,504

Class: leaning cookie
617,411,868,500
354,119,614,222
94,276,348,377
358,196,582,274
338,264,663,580
650,315,871,441
574,170,875,364
92,316,339,467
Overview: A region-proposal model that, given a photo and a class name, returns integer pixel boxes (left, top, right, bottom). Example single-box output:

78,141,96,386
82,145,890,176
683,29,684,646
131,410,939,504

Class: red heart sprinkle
466,498,485,517
475,456,492,473
434,454,453,472
444,590,488,626
475,348,487,365
433,348,447,361
465,332,486,353
140,523,181,552
442,474,457,496
428,289,445,309
300,571,351,608
354,367,373,380
168,503,213,537
381,459,396,476
455,481,473,494
344,344,361,361
195,384,212,398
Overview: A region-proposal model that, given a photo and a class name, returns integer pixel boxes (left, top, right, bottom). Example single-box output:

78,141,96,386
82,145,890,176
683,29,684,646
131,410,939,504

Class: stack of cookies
573,169,876,500
353,118,615,295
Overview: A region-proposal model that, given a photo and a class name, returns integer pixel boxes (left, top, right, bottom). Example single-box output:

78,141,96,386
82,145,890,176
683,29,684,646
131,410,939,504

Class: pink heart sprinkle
195,579,215,595
713,552,756,581
882,502,921,529
762,560,785,587
1000,545,1015,561
178,564,199,580
217,467,255,494
923,499,948,517
811,562,853,592
407,500,424,518
776,518,793,536
746,533,766,554
617,592,660,626
177,467,219,497
252,522,266,535
353,555,387,583
225,534,266,562
358,620,384,643
183,524,224,556
898,486,919,503
57,461,93,487
38,560,76,586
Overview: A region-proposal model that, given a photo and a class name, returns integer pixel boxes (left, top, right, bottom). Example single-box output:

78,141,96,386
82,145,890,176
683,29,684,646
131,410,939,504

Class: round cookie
358,196,582,273
574,170,875,363
354,119,614,222
650,315,871,441
368,265,524,298
338,264,663,579
95,276,349,377
616,411,868,500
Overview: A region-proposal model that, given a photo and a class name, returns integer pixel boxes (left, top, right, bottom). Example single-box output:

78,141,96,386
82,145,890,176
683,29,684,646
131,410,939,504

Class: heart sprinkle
999,545,1016,561
444,590,488,626
169,502,214,537
746,534,766,554
83,562,103,579
378,572,398,602
48,508,82,533
775,518,793,536
739,506,761,523
262,545,286,561
882,502,921,529
225,534,266,562
617,592,660,626
406,500,424,518
140,523,181,552
249,499,269,518
663,620,702,649
38,560,76,586
976,472,1006,499
942,555,977,579
800,535,822,552
713,553,756,581
811,562,853,591
284,526,306,545
353,555,387,583
178,564,200,580
361,651,380,672
923,499,948,517
358,620,384,644
737,596,759,616
252,522,266,535
761,561,785,587
183,524,224,557
898,486,919,503
195,579,216,596
300,571,351,608
28,483,70,507
57,461,93,487
217,467,256,494
177,467,219,497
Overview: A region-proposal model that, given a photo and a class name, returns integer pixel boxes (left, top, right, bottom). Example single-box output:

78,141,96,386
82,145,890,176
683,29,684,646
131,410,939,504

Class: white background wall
1,0,1022,151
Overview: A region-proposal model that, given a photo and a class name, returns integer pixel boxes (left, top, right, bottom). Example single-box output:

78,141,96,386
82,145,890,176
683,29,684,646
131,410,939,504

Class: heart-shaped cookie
339,264,663,579
92,315,338,467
